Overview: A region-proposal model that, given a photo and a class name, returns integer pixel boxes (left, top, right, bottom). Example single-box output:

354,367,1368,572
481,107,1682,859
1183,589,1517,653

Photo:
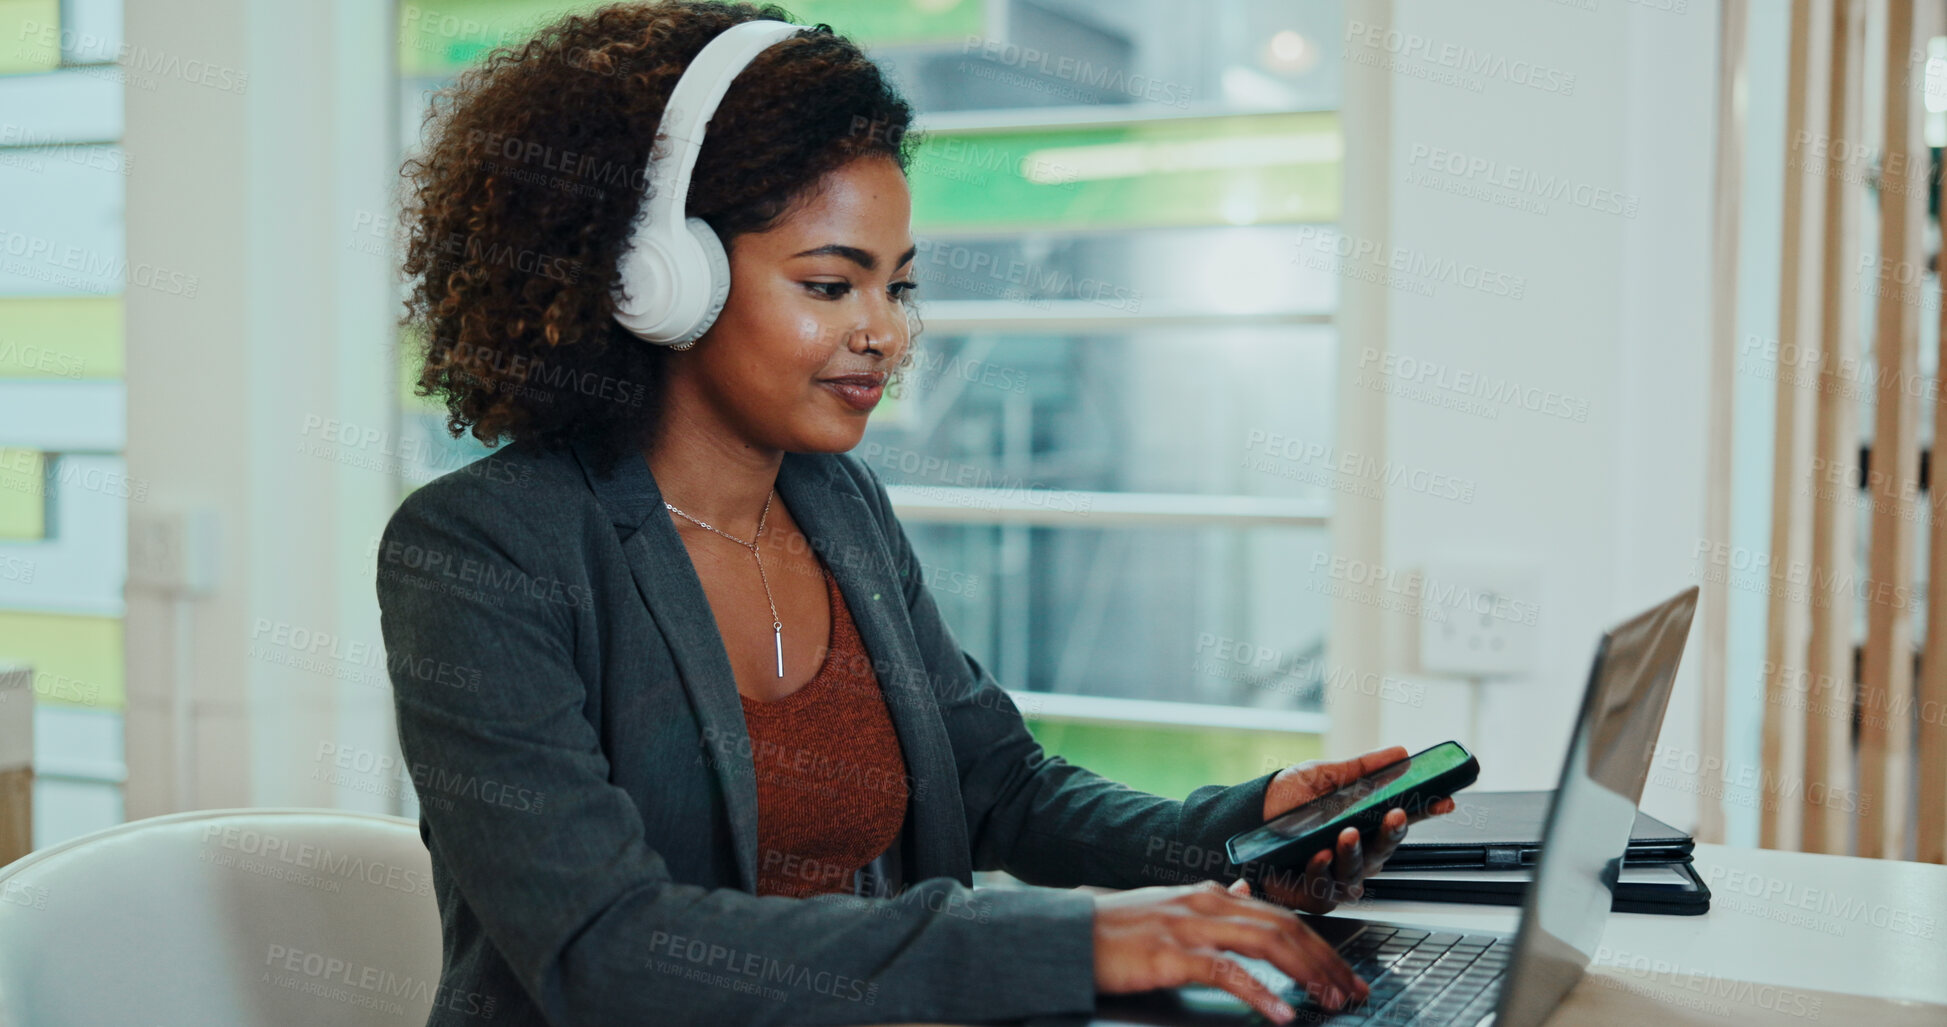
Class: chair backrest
0,808,443,1027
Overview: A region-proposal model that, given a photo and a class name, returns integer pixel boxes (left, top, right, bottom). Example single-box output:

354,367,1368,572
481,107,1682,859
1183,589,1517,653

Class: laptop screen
1494,587,1699,1027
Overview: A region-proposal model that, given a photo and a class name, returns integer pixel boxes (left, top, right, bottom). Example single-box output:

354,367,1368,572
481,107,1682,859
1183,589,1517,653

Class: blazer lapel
775,453,974,886
570,439,762,892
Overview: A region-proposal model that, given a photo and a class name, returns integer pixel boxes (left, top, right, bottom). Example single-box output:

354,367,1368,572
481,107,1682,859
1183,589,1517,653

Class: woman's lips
820,377,883,411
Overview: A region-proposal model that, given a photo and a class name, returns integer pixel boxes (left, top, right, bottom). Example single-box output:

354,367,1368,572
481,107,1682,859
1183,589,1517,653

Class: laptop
1079,585,1700,1027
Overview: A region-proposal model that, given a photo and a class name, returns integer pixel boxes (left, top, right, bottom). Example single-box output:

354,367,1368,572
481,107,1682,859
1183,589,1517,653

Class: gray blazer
375,436,1278,1026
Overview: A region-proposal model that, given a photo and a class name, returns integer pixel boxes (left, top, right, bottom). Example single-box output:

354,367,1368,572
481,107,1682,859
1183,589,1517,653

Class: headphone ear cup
612,228,678,341
665,216,731,350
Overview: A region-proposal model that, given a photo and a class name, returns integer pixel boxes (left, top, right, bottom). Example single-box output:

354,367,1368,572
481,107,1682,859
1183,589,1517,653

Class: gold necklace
664,490,784,677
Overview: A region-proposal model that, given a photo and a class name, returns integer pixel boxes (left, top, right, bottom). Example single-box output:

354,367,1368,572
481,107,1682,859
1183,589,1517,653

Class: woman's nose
852,292,908,358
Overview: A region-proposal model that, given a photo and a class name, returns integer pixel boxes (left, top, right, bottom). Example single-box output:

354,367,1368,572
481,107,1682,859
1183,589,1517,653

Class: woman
380,3,1452,1025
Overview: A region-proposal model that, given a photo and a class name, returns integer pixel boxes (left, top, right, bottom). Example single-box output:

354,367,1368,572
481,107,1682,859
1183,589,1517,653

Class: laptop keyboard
1286,925,1508,1026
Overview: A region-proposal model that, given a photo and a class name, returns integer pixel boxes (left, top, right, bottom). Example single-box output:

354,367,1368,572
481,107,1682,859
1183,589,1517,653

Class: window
0,0,131,846
865,1,1345,738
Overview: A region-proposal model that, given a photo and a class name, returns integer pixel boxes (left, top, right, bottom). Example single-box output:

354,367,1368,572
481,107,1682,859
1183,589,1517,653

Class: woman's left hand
1236,746,1459,915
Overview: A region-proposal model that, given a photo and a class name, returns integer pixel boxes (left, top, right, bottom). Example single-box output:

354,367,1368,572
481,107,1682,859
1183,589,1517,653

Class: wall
1344,0,1720,830
122,0,399,815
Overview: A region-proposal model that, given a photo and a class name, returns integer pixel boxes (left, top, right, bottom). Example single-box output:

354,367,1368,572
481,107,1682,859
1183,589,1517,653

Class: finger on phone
1333,826,1362,882
1369,809,1410,858
1402,796,1458,826
1299,745,1409,795
1301,847,1333,907
1356,745,1409,775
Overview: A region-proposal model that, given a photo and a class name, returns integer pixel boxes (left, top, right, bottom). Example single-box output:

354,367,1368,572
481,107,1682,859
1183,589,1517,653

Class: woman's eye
805,281,850,299
805,280,918,300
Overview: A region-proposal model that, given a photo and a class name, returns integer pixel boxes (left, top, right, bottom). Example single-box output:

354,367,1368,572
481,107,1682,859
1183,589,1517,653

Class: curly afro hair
397,1,922,479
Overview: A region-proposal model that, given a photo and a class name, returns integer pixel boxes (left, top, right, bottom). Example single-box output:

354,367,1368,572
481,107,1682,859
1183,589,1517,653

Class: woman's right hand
1092,880,1369,1024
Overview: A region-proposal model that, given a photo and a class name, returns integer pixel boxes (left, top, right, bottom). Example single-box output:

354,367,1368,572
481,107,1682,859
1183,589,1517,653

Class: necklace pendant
773,625,784,678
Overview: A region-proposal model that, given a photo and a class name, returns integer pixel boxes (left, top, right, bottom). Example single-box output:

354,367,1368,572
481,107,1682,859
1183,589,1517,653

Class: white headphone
611,19,806,349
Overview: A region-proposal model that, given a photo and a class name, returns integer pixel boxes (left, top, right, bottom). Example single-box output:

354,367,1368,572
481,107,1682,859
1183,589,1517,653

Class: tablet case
1365,859,1712,915
1365,790,1711,915
1384,790,1693,868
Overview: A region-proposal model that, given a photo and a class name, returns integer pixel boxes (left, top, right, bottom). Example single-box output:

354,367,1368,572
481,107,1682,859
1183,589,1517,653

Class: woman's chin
786,420,872,455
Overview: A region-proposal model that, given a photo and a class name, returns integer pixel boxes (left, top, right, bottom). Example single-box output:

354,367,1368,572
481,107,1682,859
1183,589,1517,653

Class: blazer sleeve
376,476,1099,1026
850,460,1279,890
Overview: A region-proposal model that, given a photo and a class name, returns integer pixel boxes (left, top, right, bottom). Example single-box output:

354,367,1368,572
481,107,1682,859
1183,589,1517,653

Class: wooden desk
1352,843,1946,1008
1269,842,1947,1025
0,666,28,864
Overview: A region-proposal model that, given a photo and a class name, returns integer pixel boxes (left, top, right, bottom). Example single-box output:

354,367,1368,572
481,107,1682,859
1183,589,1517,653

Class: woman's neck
643,396,783,541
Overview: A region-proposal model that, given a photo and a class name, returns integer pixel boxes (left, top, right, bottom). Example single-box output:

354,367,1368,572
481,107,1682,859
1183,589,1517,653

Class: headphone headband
643,20,803,249
612,19,806,347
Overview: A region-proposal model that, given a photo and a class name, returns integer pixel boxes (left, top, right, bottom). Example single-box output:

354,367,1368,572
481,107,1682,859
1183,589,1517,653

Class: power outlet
1416,559,1539,678
128,508,221,597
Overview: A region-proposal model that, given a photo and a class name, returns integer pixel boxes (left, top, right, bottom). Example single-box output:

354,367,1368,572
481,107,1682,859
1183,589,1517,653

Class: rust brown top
740,559,910,898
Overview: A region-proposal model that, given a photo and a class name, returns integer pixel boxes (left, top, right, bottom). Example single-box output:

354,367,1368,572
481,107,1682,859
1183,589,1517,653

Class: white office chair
0,808,444,1026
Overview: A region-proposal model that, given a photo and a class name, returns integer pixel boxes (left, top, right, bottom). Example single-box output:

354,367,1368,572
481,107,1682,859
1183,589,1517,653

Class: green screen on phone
1228,742,1472,864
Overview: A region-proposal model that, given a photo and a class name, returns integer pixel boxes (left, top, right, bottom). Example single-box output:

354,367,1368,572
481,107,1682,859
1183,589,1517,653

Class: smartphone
1225,740,1480,868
